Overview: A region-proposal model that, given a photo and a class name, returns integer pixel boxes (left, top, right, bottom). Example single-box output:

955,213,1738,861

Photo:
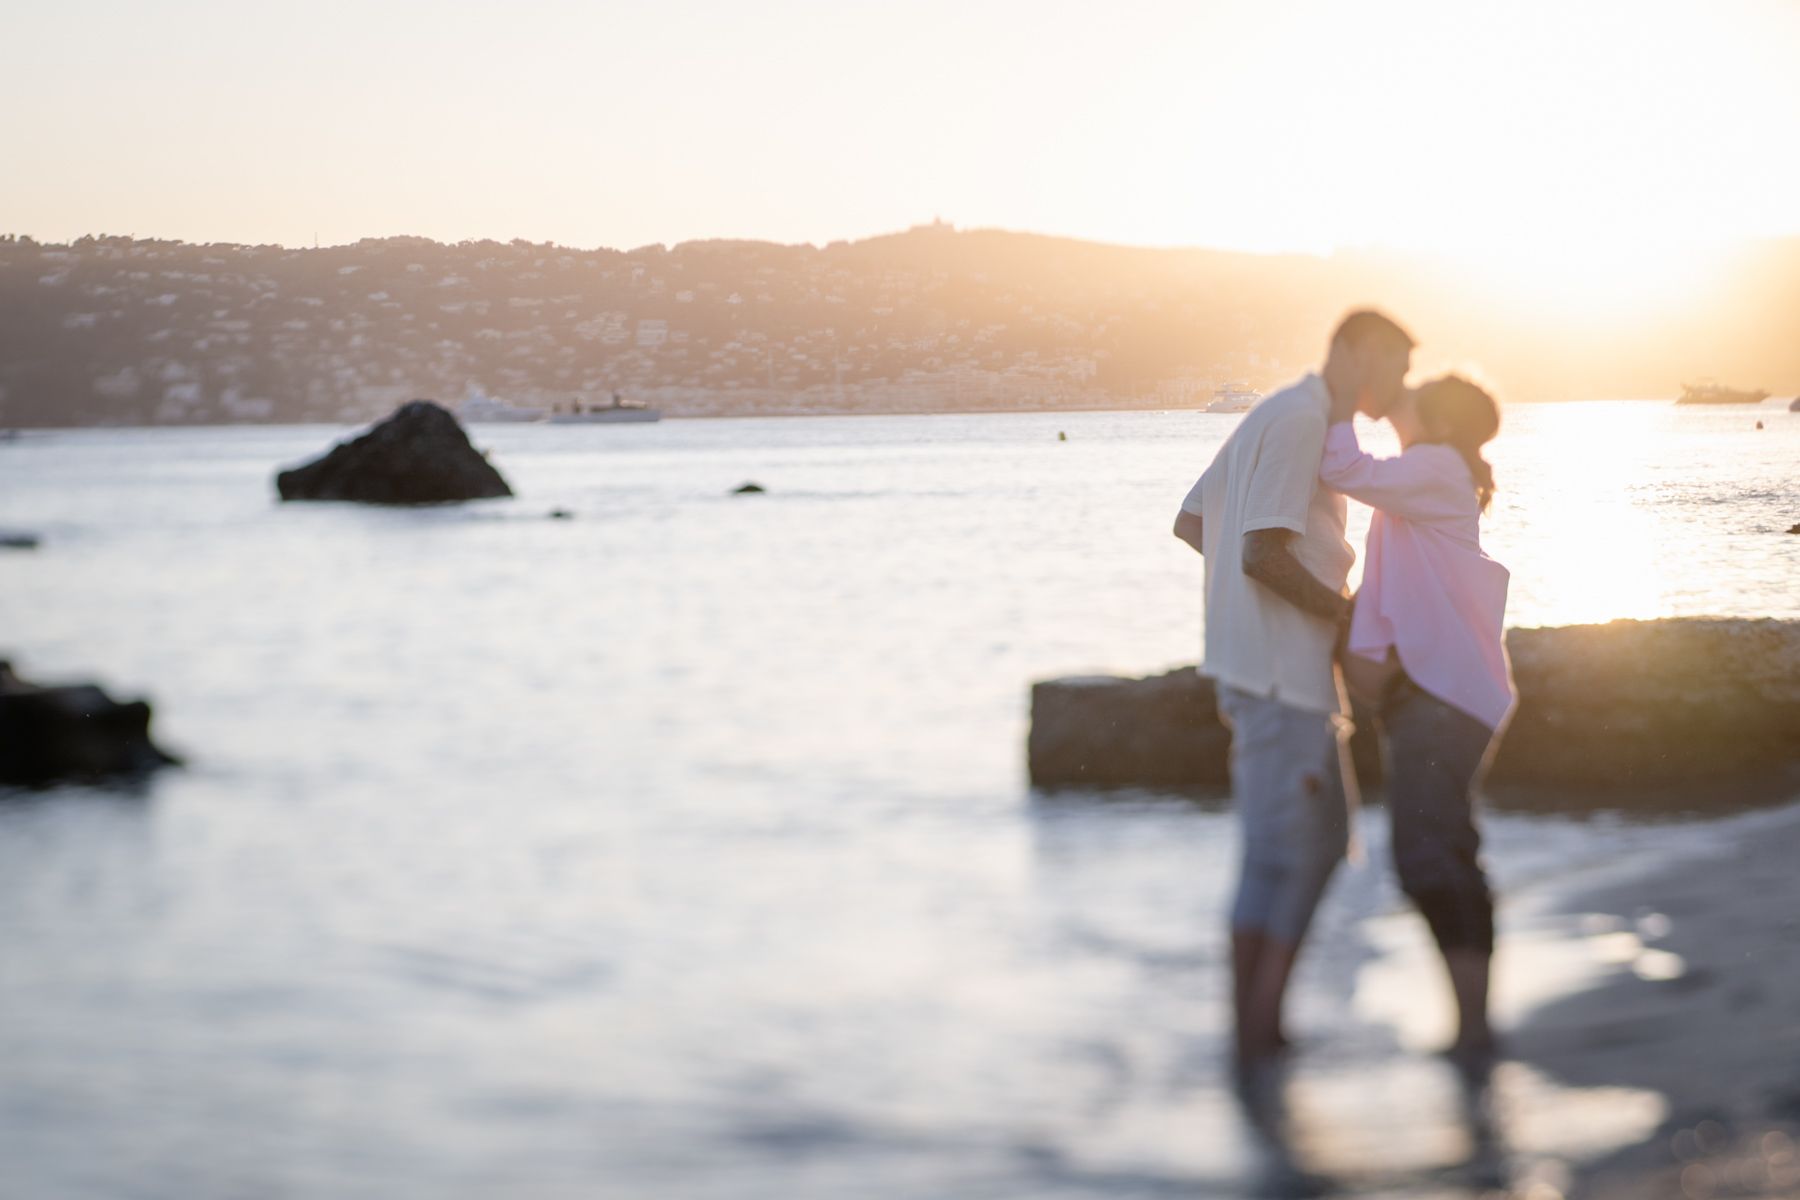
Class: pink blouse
1319,423,1515,732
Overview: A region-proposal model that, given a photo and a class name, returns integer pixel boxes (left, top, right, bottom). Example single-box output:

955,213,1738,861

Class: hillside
3,226,1796,425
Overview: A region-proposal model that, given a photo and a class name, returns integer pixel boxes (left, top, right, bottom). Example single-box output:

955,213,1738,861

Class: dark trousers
1380,676,1498,957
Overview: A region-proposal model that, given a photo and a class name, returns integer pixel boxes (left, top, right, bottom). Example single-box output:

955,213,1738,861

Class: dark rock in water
1493,620,1800,790
276,400,512,504
548,508,574,520
732,482,766,494
1029,619,1800,802
0,531,40,550
1029,667,1379,790
1790,397,1800,412
1030,668,1230,790
1789,523,1800,535
0,661,181,787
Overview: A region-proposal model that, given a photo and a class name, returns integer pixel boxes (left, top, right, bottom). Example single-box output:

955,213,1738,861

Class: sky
5,0,1800,268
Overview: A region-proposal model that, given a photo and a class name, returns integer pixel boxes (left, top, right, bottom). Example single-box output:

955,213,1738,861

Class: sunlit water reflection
1,403,1794,1197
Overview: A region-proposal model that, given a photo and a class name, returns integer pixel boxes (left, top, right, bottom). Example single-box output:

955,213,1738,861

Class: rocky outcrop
1498,619,1800,789
1030,668,1232,790
1029,619,1800,797
276,400,512,504
0,661,180,787
1028,668,1385,790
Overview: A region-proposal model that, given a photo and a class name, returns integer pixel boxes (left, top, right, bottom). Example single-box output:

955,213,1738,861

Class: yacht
1676,380,1769,406
1205,382,1262,413
547,394,661,424
458,387,548,423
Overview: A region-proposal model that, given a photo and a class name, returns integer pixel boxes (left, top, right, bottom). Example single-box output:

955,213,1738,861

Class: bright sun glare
1439,237,1729,325
7,1,1800,260
1484,403,1677,625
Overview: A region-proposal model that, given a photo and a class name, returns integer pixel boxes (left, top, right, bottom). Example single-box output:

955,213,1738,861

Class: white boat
1205,382,1261,413
547,395,661,424
1676,379,1769,406
458,388,547,423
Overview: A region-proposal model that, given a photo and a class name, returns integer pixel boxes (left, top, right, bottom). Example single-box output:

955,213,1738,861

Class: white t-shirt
1181,374,1354,715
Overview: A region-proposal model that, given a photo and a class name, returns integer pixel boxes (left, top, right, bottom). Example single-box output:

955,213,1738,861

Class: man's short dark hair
1330,309,1415,354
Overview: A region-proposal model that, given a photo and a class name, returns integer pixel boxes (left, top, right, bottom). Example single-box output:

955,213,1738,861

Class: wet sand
1506,799,1800,1198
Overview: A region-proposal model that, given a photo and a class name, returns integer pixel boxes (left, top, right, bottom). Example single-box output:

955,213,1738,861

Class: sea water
1,402,1795,1198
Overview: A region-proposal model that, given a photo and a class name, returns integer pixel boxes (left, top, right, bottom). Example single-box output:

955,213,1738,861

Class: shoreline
1509,797,1800,1198
0,395,1755,434
1354,796,1800,1197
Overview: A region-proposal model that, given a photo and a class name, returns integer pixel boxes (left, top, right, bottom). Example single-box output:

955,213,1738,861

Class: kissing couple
1174,310,1514,1074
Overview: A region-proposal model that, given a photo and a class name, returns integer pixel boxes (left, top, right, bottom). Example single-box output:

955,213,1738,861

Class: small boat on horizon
1205,382,1261,413
1676,379,1769,406
547,394,661,424
458,387,548,423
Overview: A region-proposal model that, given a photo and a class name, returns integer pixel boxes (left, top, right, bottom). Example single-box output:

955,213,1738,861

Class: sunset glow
6,3,1800,1193
4,0,1797,278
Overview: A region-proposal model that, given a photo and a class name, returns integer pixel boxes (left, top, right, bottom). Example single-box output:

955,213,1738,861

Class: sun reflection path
1345,400,1798,629
1482,403,1677,626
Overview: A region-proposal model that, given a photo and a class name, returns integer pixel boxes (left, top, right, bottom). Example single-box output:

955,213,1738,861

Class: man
1172,310,1413,1071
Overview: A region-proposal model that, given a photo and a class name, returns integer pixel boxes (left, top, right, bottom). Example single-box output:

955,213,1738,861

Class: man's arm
1172,510,1204,554
1241,528,1351,624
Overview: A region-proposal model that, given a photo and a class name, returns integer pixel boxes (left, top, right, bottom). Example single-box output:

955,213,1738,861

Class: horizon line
7,223,1794,261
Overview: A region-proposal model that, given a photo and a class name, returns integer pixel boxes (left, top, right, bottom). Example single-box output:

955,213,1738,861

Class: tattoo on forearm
1241,530,1349,623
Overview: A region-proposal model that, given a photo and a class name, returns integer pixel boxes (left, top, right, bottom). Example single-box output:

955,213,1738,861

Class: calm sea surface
2,402,1796,1198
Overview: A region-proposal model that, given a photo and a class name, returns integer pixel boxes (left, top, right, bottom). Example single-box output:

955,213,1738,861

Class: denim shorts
1217,685,1353,941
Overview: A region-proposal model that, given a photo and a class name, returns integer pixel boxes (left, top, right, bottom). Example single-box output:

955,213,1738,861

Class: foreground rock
0,662,180,787
276,400,512,504
1030,668,1382,791
1029,619,1800,799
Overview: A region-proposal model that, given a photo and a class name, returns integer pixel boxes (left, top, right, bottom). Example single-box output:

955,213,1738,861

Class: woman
1318,374,1514,1063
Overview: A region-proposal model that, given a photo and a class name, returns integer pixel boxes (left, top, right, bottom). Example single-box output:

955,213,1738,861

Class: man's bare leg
1233,928,1301,1068
1231,928,1265,1065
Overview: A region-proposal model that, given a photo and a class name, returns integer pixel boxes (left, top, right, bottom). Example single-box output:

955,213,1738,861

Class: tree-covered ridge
2,227,1795,425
